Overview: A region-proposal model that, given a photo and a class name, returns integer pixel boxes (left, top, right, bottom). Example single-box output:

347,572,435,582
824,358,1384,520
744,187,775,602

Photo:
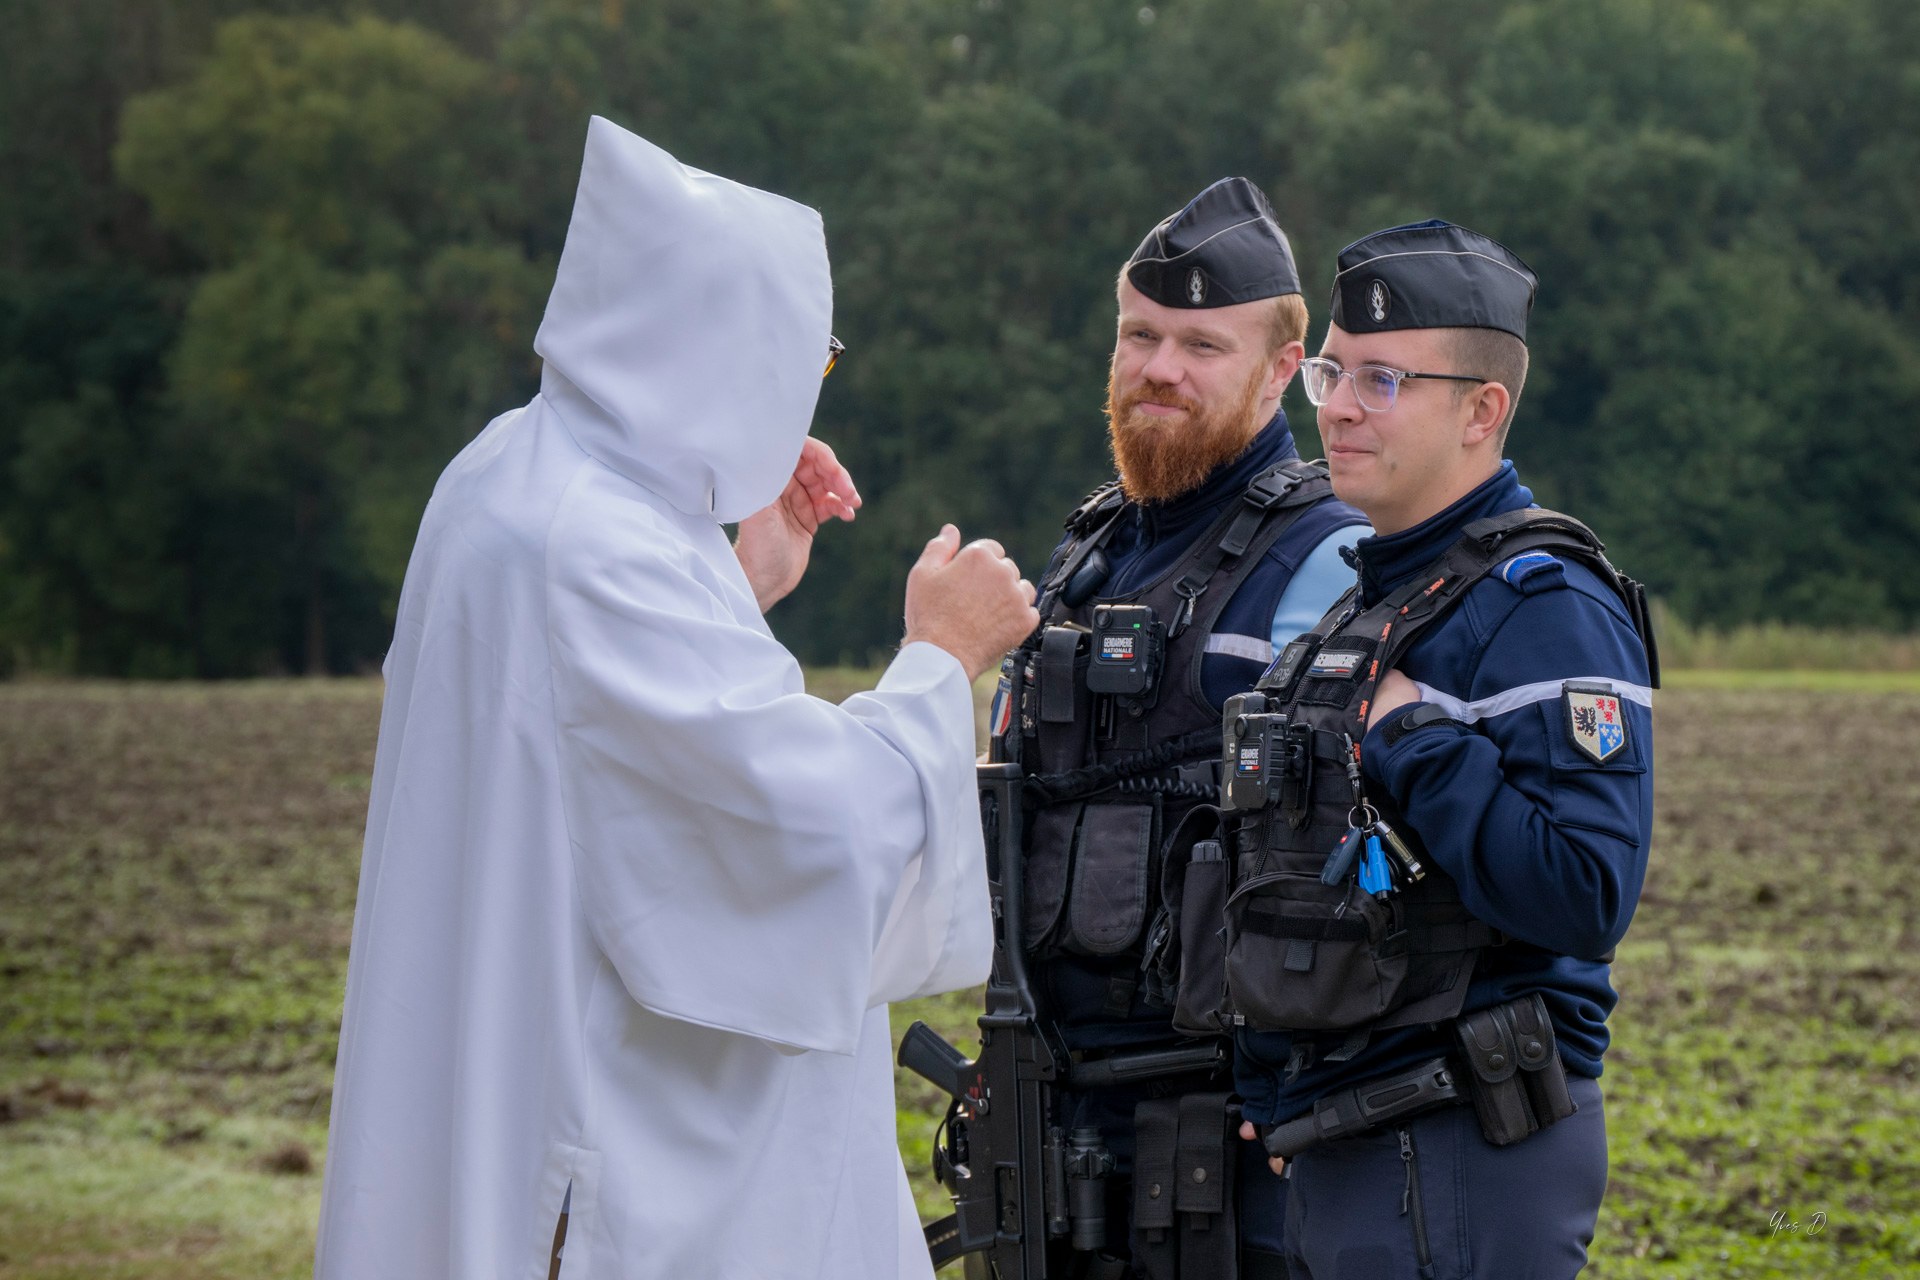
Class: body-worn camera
1087,604,1163,697
1220,692,1313,814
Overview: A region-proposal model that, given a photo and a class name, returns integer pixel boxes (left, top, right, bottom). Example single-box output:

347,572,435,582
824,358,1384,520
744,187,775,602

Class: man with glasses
1224,220,1657,1278
992,178,1368,1278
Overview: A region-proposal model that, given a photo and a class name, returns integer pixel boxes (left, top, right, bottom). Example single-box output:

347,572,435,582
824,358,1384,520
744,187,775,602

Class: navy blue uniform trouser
1242,1075,1607,1279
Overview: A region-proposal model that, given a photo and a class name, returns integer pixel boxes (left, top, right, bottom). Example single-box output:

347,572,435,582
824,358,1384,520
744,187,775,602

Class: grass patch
1660,668,1920,693
1653,615,1920,673
4,677,1918,1276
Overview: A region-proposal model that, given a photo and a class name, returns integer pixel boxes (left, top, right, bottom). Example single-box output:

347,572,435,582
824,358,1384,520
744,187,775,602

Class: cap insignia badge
1188,268,1206,305
1368,279,1391,324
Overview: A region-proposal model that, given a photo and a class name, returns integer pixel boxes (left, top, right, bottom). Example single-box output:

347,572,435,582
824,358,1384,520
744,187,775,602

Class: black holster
1453,992,1578,1146
1132,1092,1238,1280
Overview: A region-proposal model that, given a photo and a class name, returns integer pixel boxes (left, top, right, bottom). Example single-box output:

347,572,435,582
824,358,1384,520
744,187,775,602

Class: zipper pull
1399,1128,1414,1215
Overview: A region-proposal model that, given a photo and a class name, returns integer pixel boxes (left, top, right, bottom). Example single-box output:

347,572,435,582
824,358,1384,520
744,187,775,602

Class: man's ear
1266,340,1305,402
1461,380,1511,448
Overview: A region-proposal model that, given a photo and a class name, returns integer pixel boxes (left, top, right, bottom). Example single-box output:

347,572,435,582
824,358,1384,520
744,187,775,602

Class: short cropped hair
1268,293,1309,355
1447,327,1529,439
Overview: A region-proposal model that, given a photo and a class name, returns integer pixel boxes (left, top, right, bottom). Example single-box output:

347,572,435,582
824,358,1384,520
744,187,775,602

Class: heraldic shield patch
1564,681,1627,763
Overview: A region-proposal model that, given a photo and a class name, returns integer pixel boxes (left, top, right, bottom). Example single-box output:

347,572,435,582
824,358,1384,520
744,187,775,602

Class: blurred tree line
1,0,1915,675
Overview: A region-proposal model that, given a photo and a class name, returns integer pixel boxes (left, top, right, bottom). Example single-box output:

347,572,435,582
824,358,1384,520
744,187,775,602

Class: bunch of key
1320,805,1428,898
1319,806,1425,895
1325,733,1425,896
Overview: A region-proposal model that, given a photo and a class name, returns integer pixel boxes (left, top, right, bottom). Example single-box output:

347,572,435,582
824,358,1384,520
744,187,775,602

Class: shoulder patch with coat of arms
1564,681,1628,762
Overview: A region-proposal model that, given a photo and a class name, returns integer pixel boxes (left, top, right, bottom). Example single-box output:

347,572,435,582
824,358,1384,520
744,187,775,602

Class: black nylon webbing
1168,463,1318,607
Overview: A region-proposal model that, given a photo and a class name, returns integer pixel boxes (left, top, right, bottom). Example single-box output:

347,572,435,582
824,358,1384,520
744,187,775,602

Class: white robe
314,117,990,1280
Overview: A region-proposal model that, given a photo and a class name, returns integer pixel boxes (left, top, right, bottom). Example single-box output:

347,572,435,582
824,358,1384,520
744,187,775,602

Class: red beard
1106,361,1267,503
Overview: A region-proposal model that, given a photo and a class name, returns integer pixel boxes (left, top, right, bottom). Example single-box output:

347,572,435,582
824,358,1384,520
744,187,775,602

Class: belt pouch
1174,1092,1237,1280
1132,1098,1178,1280
1510,992,1577,1127
1064,800,1159,956
1453,999,1536,1146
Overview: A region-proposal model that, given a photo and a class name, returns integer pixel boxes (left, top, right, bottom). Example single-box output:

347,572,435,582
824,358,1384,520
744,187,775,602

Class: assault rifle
898,758,1224,1275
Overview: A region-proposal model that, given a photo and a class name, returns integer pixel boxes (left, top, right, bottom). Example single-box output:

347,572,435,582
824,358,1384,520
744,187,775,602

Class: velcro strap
1402,920,1503,954
1240,907,1371,942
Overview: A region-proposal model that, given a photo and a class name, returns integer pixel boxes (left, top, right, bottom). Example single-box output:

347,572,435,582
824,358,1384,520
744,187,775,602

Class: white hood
533,116,833,523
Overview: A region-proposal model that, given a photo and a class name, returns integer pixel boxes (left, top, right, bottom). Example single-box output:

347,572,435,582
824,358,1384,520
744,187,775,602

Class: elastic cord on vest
1024,728,1218,807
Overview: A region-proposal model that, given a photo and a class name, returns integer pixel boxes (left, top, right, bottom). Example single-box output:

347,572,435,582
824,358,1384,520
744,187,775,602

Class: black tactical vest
1009,461,1340,973
1166,508,1659,1038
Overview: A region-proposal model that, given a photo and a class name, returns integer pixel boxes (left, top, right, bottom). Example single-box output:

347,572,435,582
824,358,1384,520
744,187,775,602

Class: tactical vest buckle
1241,467,1304,513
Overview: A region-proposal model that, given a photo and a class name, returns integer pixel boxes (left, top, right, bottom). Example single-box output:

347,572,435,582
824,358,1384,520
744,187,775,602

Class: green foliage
116,16,496,264
102,13,544,673
0,0,1917,671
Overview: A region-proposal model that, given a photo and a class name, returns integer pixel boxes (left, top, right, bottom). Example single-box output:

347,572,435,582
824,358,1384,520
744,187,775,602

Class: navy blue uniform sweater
1235,462,1655,1125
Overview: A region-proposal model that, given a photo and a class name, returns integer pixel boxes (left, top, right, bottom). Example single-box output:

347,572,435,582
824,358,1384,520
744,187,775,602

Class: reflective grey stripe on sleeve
1411,677,1655,724
1204,634,1276,664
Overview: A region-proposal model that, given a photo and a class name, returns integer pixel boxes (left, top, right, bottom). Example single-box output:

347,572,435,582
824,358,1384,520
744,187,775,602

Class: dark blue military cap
1330,220,1537,340
1125,178,1301,309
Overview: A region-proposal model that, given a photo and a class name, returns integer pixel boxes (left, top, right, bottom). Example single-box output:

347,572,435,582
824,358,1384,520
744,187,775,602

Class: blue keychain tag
1320,825,1365,885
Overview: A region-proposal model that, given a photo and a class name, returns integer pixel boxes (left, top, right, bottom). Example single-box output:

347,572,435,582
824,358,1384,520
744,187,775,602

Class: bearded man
984,178,1369,1279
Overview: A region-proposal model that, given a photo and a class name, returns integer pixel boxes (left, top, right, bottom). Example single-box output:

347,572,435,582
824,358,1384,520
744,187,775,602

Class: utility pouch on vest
1061,798,1161,956
1022,801,1081,952
1170,838,1230,1036
1141,806,1225,1029
1132,1092,1239,1280
1453,993,1578,1146
1037,624,1093,771
1223,866,1410,1032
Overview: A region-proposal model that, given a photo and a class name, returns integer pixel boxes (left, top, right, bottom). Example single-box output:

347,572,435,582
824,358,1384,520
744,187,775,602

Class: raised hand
734,437,862,611
903,525,1039,681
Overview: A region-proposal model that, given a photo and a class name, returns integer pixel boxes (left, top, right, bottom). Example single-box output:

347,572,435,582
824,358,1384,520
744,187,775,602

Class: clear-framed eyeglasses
1298,356,1486,413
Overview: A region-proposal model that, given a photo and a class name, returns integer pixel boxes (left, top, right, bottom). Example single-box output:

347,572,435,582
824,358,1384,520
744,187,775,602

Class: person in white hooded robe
312,116,1040,1280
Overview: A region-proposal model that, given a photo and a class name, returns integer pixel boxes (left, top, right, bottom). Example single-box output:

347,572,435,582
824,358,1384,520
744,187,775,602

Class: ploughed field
1,676,1915,1277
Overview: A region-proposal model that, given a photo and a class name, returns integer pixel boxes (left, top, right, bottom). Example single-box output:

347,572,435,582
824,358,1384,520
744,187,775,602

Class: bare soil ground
1,677,1915,1276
